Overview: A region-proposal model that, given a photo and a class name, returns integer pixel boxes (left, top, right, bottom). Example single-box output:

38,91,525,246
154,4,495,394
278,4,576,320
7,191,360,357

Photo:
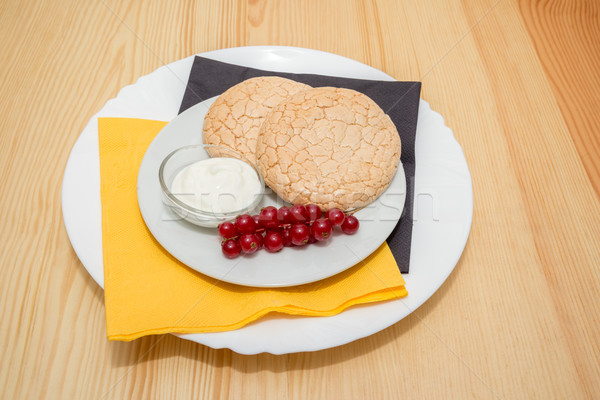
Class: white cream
171,157,262,214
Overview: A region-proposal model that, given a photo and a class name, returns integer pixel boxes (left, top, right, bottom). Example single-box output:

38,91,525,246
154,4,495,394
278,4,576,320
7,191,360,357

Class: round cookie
203,76,311,163
256,87,401,211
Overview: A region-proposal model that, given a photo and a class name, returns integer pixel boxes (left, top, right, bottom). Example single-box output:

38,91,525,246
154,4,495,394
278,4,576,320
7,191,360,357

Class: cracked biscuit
203,76,311,163
256,87,401,211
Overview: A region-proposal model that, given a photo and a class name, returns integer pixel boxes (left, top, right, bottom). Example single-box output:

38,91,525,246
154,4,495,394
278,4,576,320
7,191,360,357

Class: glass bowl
159,144,265,227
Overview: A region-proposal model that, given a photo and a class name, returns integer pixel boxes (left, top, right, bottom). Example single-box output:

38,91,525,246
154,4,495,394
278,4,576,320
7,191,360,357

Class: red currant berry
235,214,256,234
311,218,332,241
306,204,322,221
264,231,284,253
221,239,241,258
239,233,260,254
252,215,263,229
326,208,345,227
289,204,309,223
307,233,317,244
254,232,264,249
259,206,279,229
290,224,310,246
218,222,237,239
281,228,293,247
277,206,294,225
341,215,359,235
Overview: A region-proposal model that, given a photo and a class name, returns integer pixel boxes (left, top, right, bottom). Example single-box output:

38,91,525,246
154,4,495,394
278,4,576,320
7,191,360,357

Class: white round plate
62,46,472,354
137,97,405,287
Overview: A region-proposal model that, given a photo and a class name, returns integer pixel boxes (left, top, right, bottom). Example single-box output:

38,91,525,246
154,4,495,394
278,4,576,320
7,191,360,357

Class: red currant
281,228,293,247
341,215,359,235
221,207,360,257
306,204,322,221
235,214,256,234
290,204,309,223
218,222,237,239
254,232,264,249
259,206,279,229
311,218,332,241
252,214,263,229
264,231,284,253
277,206,294,225
326,208,345,227
221,239,241,258
239,233,260,254
290,224,310,246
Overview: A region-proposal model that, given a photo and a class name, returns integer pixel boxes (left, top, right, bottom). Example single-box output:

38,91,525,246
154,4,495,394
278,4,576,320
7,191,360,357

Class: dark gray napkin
179,56,420,273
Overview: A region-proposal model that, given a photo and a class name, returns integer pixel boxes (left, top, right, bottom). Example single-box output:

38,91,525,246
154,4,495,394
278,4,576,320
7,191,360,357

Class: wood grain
519,0,600,199
0,0,599,398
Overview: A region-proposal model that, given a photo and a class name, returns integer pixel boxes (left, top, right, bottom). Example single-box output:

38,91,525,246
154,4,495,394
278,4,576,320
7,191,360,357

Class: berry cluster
219,204,360,258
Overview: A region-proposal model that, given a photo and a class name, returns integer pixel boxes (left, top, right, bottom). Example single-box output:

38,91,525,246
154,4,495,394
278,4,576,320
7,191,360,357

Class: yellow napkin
99,117,407,341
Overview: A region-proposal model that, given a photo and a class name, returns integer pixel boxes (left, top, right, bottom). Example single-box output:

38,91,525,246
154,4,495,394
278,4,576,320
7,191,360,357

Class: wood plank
518,0,600,199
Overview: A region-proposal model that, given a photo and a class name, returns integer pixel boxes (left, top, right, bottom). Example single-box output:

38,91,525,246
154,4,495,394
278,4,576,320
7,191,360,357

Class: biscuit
256,87,401,211
203,76,311,163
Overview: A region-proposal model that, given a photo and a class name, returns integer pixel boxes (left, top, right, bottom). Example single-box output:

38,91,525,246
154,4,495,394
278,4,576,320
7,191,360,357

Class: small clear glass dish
159,144,264,227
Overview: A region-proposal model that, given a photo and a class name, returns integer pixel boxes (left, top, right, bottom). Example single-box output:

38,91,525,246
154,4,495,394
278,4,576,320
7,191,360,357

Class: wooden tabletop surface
1,0,599,398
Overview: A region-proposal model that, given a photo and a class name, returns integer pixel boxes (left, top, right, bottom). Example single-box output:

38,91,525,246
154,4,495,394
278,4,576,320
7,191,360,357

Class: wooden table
1,0,599,398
